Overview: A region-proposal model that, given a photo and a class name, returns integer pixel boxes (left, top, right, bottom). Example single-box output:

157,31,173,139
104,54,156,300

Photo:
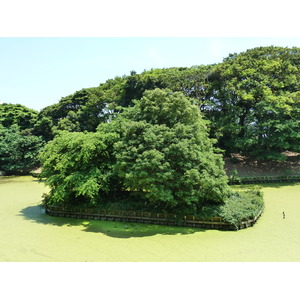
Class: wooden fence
229,174,300,185
45,205,263,231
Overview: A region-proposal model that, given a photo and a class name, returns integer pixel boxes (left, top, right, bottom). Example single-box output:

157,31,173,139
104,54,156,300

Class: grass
1,176,300,261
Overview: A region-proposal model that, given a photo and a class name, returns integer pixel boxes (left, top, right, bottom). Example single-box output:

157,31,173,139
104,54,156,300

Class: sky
1,37,300,111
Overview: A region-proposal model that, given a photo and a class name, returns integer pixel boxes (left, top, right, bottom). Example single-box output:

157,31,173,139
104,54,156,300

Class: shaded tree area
0,125,44,175
33,86,119,141
0,104,44,175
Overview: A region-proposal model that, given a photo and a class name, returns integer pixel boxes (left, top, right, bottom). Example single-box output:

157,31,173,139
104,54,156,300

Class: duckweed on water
1,176,300,261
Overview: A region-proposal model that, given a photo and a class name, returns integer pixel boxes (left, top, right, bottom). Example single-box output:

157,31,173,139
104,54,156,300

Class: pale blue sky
1,37,300,111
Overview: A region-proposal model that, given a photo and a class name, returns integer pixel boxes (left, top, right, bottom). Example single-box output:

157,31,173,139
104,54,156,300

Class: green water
1,176,300,261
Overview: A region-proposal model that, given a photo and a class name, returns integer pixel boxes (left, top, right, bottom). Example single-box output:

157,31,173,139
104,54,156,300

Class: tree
39,130,120,206
34,67,213,141
0,125,44,175
40,88,231,210
111,88,231,210
206,46,300,159
0,103,38,130
121,66,214,110
34,81,126,140
35,46,300,163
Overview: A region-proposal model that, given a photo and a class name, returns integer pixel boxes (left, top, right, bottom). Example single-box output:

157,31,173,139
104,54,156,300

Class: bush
219,190,264,229
188,188,264,228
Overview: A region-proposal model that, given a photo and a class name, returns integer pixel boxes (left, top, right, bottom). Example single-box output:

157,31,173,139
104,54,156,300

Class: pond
1,176,300,261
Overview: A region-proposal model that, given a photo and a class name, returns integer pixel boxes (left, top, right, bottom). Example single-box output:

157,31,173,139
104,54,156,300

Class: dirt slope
224,151,300,177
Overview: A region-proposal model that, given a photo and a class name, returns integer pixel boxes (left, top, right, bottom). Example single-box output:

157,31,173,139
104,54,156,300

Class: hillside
224,151,300,177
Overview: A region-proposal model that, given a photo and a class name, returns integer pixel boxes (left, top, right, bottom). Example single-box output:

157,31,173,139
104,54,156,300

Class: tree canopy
206,46,300,159
0,125,44,175
0,103,38,130
39,130,119,206
33,46,300,160
3,45,300,179
112,88,231,209
40,88,231,211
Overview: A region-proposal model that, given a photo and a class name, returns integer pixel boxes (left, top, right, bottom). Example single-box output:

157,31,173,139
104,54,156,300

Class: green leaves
219,190,264,228
39,131,120,206
113,88,231,208
0,103,38,130
0,125,44,174
207,46,300,158
40,88,231,209
38,46,300,212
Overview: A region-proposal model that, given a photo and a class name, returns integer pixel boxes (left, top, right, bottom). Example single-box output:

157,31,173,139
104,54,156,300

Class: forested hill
32,46,300,160
33,65,214,141
2,46,300,164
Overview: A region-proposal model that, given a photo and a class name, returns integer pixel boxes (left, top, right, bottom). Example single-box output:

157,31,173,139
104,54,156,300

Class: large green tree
111,88,231,210
39,130,120,206
40,88,231,210
0,103,38,130
206,46,300,159
0,125,44,175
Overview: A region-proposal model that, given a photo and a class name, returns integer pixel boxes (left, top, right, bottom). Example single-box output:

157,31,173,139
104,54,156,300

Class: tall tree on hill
206,46,300,159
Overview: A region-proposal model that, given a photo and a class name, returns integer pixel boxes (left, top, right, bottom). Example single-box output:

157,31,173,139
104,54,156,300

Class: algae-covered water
1,176,300,261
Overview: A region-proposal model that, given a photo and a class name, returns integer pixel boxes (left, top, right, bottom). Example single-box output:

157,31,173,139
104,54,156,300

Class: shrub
219,190,264,229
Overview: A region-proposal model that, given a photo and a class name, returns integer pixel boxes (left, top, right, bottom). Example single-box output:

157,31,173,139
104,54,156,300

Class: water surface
1,176,299,261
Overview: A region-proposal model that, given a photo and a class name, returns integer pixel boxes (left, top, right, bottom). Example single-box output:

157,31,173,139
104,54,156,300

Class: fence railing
45,205,263,231
229,174,300,185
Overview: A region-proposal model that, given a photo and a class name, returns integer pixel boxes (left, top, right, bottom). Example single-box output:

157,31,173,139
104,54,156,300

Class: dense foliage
32,46,300,161
0,103,38,130
33,66,213,140
206,46,300,159
0,125,44,175
200,187,264,229
112,88,231,209
0,104,42,174
39,131,120,205
40,89,231,211
33,87,113,141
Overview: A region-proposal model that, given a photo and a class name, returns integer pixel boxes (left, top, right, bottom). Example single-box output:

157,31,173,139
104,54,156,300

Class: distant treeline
1,46,300,175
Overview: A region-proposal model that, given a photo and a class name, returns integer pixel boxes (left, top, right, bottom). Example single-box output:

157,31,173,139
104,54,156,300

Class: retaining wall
45,205,263,231
229,174,300,185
